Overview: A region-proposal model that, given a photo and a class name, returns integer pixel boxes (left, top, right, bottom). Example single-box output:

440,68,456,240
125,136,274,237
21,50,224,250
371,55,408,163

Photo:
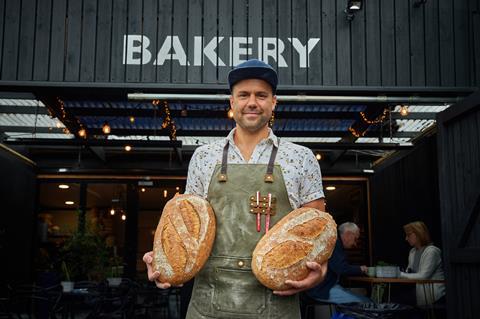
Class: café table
346,276,445,318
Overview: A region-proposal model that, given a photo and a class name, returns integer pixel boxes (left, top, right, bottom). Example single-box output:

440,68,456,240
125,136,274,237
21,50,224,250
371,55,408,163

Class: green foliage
376,260,394,266
60,230,109,281
108,255,124,277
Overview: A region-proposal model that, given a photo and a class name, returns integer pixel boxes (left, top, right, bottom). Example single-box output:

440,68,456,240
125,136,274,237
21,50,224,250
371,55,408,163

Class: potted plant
106,255,124,287
60,229,109,283
60,260,74,292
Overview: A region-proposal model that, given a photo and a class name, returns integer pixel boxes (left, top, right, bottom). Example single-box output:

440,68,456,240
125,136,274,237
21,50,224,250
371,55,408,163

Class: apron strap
218,142,229,182
264,140,279,183
218,140,279,183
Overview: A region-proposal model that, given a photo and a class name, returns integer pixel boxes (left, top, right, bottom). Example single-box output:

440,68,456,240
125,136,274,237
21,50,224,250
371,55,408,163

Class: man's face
342,230,360,249
230,79,276,133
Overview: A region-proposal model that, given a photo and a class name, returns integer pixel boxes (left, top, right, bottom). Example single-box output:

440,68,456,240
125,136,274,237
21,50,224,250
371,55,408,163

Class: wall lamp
345,0,362,21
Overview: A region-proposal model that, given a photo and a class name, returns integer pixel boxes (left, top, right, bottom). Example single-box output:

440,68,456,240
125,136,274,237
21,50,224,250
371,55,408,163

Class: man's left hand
273,261,328,296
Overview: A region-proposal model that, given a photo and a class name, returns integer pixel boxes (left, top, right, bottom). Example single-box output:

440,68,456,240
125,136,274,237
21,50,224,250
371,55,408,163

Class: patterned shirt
185,128,324,209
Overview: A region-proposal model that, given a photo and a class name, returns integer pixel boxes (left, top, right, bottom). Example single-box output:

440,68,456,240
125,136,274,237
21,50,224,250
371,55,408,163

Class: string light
129,116,135,123
141,187,146,192
228,109,234,118
163,190,168,198
399,105,409,116
121,214,126,221
124,145,132,152
151,100,177,141
110,208,115,216
315,153,322,161
102,122,111,134
65,201,75,205
326,186,336,191
359,108,388,124
58,184,69,189
348,126,366,138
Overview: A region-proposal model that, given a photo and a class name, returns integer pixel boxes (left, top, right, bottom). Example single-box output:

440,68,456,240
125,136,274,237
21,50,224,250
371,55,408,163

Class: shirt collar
225,128,279,148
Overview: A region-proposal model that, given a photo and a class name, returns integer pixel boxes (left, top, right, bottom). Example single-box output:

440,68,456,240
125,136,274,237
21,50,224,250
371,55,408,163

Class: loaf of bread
152,194,216,285
252,207,337,290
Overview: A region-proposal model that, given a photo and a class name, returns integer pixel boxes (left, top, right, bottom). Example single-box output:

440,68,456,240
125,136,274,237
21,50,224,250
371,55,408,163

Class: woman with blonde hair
399,221,446,306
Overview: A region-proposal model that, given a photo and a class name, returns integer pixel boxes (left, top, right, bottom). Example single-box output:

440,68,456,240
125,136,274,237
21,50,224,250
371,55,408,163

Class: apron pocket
213,267,267,315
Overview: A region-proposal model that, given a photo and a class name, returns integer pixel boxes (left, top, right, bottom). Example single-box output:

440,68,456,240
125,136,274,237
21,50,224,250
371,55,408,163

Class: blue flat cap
228,59,278,93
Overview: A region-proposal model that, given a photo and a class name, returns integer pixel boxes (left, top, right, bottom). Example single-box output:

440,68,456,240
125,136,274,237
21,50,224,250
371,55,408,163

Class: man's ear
272,95,277,111
229,95,234,109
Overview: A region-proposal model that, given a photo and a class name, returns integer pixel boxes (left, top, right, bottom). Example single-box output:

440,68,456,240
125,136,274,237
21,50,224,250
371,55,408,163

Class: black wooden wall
370,135,442,267
437,90,480,319
0,146,37,284
0,0,479,89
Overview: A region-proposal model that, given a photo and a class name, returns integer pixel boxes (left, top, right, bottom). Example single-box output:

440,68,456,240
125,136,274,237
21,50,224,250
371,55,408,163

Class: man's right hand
143,251,171,289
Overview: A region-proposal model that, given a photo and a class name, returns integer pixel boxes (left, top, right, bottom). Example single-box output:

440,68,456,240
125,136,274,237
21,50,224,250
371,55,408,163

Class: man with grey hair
305,222,370,304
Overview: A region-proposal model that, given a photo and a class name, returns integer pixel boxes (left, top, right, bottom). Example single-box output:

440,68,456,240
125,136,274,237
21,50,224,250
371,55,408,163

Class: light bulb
124,145,132,152
399,105,409,117
228,109,234,118
102,122,111,134
110,208,115,215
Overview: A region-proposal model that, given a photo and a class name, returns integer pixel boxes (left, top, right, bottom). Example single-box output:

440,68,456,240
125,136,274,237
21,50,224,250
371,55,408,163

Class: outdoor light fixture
65,201,75,205
124,145,132,152
102,122,111,134
315,153,322,161
110,208,115,215
399,105,409,116
58,184,69,189
326,186,336,191
78,128,86,138
345,0,362,21
163,189,168,198
129,116,135,123
121,214,126,221
141,187,146,192
227,109,234,119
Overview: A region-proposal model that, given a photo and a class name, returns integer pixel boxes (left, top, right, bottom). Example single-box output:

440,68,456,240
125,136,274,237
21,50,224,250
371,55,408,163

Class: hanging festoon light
141,187,146,193
124,145,132,152
102,122,111,134
121,213,126,221
315,153,322,161
399,105,409,117
110,208,116,216
228,108,234,119
129,116,135,123
163,189,168,198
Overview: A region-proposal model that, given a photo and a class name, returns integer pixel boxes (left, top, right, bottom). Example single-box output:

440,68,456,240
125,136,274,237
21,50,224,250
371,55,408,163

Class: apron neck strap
218,140,279,183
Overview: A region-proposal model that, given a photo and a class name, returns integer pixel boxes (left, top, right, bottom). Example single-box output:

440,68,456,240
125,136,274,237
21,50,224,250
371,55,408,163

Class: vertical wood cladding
1,0,479,88
437,91,480,319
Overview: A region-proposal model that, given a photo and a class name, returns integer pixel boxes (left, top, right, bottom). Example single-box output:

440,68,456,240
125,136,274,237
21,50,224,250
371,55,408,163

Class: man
306,222,370,304
143,59,327,318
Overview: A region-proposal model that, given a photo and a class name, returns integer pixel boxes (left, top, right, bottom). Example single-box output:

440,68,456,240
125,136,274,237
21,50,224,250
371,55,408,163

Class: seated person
306,222,371,304
399,221,446,306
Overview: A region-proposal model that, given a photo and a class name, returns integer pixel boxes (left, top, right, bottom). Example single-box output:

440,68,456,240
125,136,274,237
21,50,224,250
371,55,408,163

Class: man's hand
273,261,328,296
143,251,172,289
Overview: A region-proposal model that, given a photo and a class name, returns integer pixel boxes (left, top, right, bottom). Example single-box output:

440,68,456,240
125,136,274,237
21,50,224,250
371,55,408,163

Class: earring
269,112,275,128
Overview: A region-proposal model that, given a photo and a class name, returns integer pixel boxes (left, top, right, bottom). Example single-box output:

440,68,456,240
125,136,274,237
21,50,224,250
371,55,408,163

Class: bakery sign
122,34,320,68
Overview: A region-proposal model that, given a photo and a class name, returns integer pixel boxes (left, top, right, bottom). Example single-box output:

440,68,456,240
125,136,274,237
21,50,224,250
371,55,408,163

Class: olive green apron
186,142,300,319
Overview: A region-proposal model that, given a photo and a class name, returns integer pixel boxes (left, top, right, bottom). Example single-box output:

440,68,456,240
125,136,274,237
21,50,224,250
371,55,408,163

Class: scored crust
152,194,216,285
252,207,337,290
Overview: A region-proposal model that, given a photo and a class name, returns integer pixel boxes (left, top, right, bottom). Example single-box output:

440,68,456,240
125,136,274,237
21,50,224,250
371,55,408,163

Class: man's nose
246,93,258,106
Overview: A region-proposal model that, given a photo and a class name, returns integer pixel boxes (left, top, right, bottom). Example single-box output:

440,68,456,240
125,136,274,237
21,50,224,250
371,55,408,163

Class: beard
234,110,271,132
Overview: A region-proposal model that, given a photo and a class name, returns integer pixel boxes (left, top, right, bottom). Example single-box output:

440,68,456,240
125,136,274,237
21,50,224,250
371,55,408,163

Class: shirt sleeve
329,239,364,276
400,246,442,279
185,148,206,197
299,148,325,205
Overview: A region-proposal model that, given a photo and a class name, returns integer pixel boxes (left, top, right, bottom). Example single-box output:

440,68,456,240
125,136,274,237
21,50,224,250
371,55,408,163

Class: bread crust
252,207,337,290
152,194,216,285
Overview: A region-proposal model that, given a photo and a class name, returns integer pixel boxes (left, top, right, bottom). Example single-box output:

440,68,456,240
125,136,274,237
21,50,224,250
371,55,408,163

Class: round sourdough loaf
252,207,337,290
152,194,216,285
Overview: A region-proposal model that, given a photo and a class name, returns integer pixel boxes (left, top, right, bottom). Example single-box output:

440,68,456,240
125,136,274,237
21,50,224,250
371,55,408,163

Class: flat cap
228,59,278,93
